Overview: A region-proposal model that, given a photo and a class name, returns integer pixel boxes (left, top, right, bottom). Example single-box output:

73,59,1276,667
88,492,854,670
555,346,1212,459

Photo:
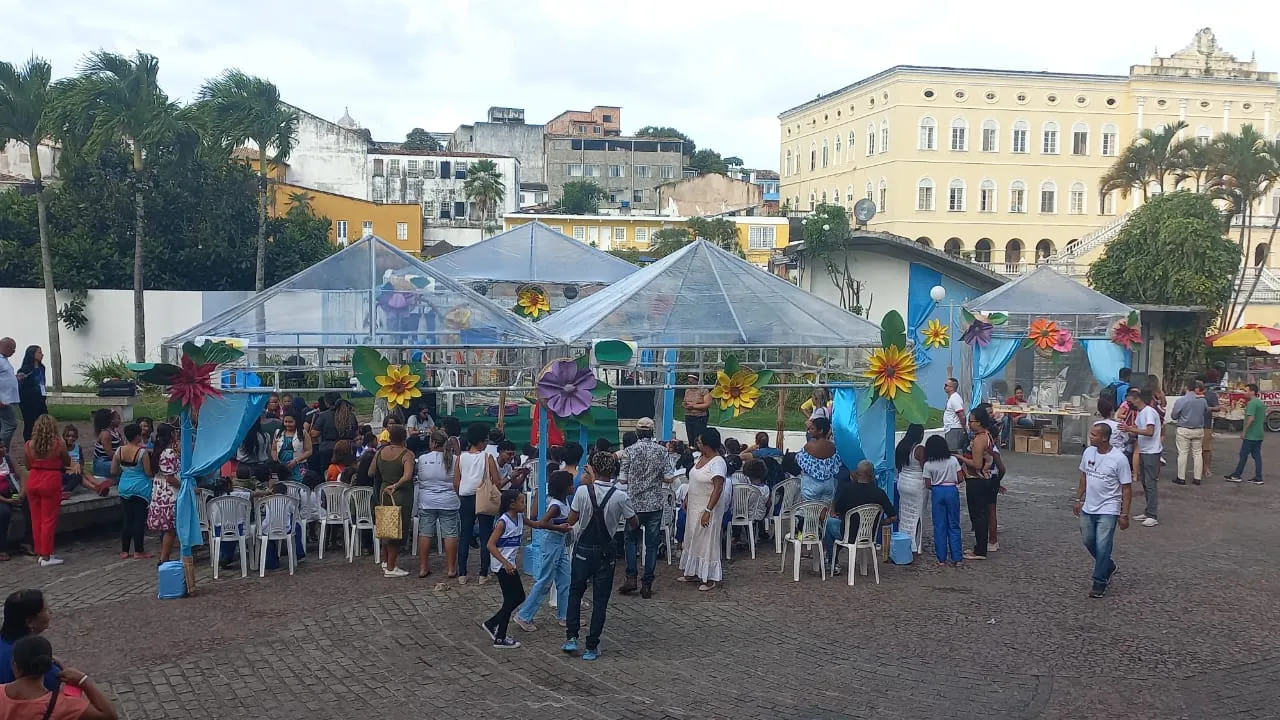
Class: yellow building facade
778,29,1280,277
271,182,423,252
501,213,789,266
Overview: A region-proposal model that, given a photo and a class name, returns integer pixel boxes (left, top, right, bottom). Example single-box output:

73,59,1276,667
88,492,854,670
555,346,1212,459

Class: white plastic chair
279,481,318,543
345,486,379,563
779,501,827,582
770,479,801,554
725,484,757,559
255,494,300,576
659,486,677,565
831,504,882,586
316,482,351,559
207,495,251,579
195,488,214,544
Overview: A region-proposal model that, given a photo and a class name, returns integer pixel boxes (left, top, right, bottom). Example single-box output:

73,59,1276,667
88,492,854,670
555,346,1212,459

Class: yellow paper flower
516,286,551,319
375,364,422,409
711,369,761,416
865,345,918,400
922,319,950,349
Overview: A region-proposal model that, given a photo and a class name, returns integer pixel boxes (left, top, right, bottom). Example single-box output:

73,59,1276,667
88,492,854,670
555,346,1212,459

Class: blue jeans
516,529,571,624
624,510,663,585
457,495,495,577
1231,439,1263,480
930,485,962,563
1079,512,1118,586
822,516,843,563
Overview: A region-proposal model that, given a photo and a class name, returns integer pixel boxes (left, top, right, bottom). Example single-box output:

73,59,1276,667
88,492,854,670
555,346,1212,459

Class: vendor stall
1207,328,1280,432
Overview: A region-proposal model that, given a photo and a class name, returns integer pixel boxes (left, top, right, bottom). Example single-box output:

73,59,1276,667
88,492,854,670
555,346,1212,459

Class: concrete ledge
4,489,122,544
47,392,139,421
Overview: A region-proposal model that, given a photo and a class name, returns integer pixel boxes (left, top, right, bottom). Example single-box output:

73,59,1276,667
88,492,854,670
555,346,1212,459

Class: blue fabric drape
907,264,943,369
970,338,1020,410
177,393,269,555
831,387,896,497
1081,340,1130,387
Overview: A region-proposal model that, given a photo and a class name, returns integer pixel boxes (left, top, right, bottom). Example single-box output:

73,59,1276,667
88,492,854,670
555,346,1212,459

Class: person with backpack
1110,368,1132,408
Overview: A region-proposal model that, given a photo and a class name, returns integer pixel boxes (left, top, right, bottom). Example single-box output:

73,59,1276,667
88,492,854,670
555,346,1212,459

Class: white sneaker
37,557,64,567
1141,518,1159,527
383,567,408,577
1131,514,1148,521
988,542,1000,552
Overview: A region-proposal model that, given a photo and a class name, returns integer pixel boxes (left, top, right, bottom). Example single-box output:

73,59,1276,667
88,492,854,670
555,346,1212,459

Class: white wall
285,110,369,198
803,248,909,320
0,140,59,180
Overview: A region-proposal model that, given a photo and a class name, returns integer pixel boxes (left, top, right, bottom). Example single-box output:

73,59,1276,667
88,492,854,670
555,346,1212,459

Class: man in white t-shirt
1074,422,1132,598
942,378,967,451
1121,389,1162,528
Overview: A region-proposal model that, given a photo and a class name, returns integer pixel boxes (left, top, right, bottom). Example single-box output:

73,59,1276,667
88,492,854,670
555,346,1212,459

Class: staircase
1047,211,1132,263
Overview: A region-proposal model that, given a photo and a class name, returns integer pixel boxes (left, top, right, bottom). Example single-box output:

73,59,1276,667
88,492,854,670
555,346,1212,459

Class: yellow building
777,29,1280,278
501,213,789,266
272,182,423,252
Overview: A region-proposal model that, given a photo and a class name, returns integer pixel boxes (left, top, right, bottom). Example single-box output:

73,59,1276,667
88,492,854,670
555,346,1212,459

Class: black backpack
761,456,784,489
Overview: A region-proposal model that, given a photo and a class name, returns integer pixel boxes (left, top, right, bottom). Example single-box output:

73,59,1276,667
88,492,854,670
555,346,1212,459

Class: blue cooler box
889,531,914,565
157,561,187,599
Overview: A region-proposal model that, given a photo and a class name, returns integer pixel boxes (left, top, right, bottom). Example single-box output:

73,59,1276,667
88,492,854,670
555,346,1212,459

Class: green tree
635,125,695,156
402,127,441,151
286,190,314,217
799,203,871,315
1088,192,1239,387
688,148,728,175
606,248,642,265
0,56,64,389
462,158,505,234
556,180,603,214
197,70,298,292
1100,121,1188,202
1206,125,1279,325
649,227,691,257
687,217,743,256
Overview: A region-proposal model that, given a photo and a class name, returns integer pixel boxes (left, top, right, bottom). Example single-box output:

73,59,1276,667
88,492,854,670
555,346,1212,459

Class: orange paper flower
864,344,918,400
1026,318,1061,352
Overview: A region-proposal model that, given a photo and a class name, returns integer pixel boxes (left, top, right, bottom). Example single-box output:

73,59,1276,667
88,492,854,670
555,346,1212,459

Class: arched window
1012,120,1029,153
880,120,889,153
1196,126,1211,146
1009,180,1027,213
1035,238,1054,260
1005,238,1024,266
866,123,876,155
832,188,841,208
794,194,801,210
821,138,829,168
979,179,996,212
948,178,966,212
1255,243,1269,266
975,238,993,263
917,237,933,247
1042,121,1059,154
918,116,937,150
809,142,817,171
1065,239,1080,255
784,149,792,176
1039,180,1057,213
878,179,887,213
944,237,963,257
1100,191,1116,216
820,191,827,204
1101,123,1119,156
834,134,842,156
808,192,816,211
865,181,874,206
848,131,856,160
1071,122,1089,155
1069,182,1087,214
846,184,854,205
950,117,969,151
981,119,999,152
916,177,935,211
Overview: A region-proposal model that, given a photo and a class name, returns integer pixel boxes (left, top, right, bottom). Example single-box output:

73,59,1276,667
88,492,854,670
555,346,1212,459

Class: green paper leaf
130,363,181,386
574,354,591,371
591,380,613,399
351,346,389,394
408,363,429,385
880,310,907,350
753,370,774,388
723,354,740,377
575,408,596,426
892,383,930,426
126,362,157,372
988,312,1008,326
1127,310,1140,326
593,339,635,366
961,308,975,326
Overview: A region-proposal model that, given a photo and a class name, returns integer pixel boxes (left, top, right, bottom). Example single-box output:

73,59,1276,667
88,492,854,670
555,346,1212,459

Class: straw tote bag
375,492,402,540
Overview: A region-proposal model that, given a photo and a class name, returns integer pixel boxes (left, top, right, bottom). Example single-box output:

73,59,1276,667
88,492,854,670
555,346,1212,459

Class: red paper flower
168,354,222,413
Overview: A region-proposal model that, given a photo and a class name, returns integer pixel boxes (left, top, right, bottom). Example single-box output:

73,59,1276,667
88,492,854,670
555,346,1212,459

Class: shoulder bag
475,454,502,516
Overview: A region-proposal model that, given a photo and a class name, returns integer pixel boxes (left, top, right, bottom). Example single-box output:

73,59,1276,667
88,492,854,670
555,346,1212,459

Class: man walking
1122,389,1162,527
1170,378,1207,486
618,418,674,599
682,373,711,447
1113,367,1132,406
1225,383,1266,485
562,451,637,661
942,378,966,451
1074,422,1131,598
0,338,19,452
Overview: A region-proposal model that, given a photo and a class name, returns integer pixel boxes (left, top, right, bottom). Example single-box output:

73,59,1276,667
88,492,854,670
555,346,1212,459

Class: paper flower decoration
376,364,422,409
128,340,245,418
961,319,993,347
1111,311,1142,350
711,355,773,419
538,358,599,419
1026,318,1062,352
865,344,918,400
860,310,928,425
514,285,551,320
1051,328,1074,353
922,319,950,349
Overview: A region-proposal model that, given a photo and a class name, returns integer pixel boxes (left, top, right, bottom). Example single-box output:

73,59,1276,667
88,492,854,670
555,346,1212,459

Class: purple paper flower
961,320,993,347
537,360,597,418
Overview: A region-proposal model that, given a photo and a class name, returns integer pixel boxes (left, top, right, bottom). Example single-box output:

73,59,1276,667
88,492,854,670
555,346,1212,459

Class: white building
0,139,60,182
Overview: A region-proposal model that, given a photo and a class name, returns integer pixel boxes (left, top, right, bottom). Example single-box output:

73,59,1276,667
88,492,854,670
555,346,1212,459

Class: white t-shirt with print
1134,406,1163,455
943,392,965,431
1079,446,1132,515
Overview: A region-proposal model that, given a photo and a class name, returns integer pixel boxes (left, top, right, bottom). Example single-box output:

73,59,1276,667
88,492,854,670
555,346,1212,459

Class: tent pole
775,374,786,452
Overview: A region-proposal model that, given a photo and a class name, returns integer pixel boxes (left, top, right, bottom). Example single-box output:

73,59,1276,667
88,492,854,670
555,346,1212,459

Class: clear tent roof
965,265,1135,337
425,221,639,285
539,240,882,348
165,236,558,350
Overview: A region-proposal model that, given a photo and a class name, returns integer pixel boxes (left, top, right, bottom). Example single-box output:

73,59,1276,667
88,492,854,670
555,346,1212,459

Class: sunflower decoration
514,284,551,320
351,346,428,411
922,318,950,349
128,340,245,418
1110,311,1142,350
376,364,423,410
711,355,773,420
862,310,929,424
1025,318,1062,352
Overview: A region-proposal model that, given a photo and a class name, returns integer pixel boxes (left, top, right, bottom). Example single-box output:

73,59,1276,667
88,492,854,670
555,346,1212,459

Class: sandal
418,570,430,579
963,552,986,561
697,582,718,592
675,576,695,583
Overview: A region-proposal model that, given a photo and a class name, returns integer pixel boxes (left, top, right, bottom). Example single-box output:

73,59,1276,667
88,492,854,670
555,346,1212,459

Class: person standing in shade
1122,389,1162,527
681,373,712,447
371,425,415,578
0,338,18,454
942,378,967,451
1225,383,1266,485
16,346,47,443
954,408,993,559
1170,378,1207,486
21,416,70,567
618,417,674,599
455,423,502,584
1074,422,1131,598
1200,377,1219,475
111,423,153,558
562,451,637,662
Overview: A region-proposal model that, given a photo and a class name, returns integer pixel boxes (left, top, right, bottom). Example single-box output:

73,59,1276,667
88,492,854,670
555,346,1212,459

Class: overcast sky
2,0,1269,169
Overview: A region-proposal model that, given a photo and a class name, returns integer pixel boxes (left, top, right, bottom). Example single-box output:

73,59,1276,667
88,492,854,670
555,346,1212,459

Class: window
784,150,792,176
848,131,856,159
866,123,876,154
820,191,827,204
455,162,467,180
455,200,466,218
846,185,854,205
602,114,613,122
609,165,624,177
635,227,649,245
422,200,434,218
584,164,600,178
918,116,937,150
1009,180,1027,213
748,225,776,250
880,120,889,153
916,178,935,211
373,158,384,175
361,220,373,238
1197,126,1211,146
549,225,564,234
979,179,996,212
1012,121,1029,153
1005,239,1024,266
335,220,348,241
810,142,817,170
372,183,385,203
614,227,626,242
572,226,586,241
660,165,675,179
1042,122,1059,154
1101,124,1118,156
821,138,829,168
635,165,651,178
632,189,644,203
944,238,963,257
1072,123,1089,155
406,160,419,177
950,118,968,151
878,180,887,212
808,192,816,210
975,238,993,263
1039,181,1057,213
389,159,401,176
396,222,408,241
567,163,584,177
1069,182,1086,215
1101,191,1115,215
865,181,874,205
948,179,966,211
981,119,998,152
834,134,841,156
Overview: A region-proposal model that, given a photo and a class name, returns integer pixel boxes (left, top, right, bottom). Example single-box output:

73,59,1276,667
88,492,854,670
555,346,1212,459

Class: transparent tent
966,265,1134,337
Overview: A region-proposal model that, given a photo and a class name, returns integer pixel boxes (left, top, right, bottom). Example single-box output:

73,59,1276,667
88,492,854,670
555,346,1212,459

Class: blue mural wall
906,263,986,410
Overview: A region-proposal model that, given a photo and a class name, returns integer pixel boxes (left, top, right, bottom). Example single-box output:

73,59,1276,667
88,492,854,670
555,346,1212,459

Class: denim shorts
416,508,460,538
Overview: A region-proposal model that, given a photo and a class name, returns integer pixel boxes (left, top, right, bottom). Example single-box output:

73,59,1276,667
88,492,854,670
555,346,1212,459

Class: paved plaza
4,432,1279,719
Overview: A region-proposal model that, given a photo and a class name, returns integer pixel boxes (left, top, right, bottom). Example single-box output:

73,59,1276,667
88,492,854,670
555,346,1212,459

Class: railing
1229,214,1279,229
1047,211,1132,262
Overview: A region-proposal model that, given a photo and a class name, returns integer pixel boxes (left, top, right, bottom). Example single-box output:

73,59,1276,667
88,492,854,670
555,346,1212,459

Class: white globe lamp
929,285,946,302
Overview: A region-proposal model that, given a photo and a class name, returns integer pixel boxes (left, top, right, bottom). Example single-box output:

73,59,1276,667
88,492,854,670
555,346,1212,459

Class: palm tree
57,51,185,362
462,159,505,235
197,70,297,291
1100,122,1189,203
0,56,64,391
1207,125,1278,324
1170,137,1212,193
1220,136,1280,326
286,190,314,217
1137,121,1188,195
1099,143,1151,202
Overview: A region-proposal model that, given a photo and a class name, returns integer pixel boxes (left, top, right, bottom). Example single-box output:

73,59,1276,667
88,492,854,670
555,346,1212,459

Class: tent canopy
165,236,558,352
964,265,1134,337
539,240,882,348
425,221,639,285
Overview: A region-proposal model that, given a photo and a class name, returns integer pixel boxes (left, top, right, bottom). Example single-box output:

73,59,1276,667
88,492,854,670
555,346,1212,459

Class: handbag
374,492,402,540
475,472,501,516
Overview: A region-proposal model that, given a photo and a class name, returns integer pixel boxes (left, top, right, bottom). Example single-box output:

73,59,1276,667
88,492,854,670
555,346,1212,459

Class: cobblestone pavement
4,432,1279,719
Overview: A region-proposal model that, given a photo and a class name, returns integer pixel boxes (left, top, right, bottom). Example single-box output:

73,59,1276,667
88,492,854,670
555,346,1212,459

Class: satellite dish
853,198,877,226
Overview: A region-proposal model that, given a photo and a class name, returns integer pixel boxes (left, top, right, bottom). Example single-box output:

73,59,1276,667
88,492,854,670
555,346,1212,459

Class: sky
2,0,1271,169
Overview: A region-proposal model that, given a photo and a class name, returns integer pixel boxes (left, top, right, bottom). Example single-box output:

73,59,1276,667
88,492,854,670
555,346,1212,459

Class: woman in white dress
678,427,727,591
893,424,926,557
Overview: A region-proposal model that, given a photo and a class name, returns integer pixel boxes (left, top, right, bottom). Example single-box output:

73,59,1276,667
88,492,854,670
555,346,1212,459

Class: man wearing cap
618,417,676,598
682,373,712,447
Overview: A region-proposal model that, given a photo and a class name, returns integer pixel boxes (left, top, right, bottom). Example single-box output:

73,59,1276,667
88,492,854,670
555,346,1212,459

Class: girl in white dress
893,424,926,556
677,427,727,591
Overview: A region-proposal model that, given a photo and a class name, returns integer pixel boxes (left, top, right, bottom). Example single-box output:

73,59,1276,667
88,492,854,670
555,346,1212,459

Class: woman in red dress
23,415,70,567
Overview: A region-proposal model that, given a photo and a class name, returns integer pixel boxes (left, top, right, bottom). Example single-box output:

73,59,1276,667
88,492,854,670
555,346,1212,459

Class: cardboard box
1014,433,1030,453
1037,430,1061,455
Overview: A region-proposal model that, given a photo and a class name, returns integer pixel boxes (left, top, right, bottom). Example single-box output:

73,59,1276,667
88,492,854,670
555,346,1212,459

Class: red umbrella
1204,324,1280,348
